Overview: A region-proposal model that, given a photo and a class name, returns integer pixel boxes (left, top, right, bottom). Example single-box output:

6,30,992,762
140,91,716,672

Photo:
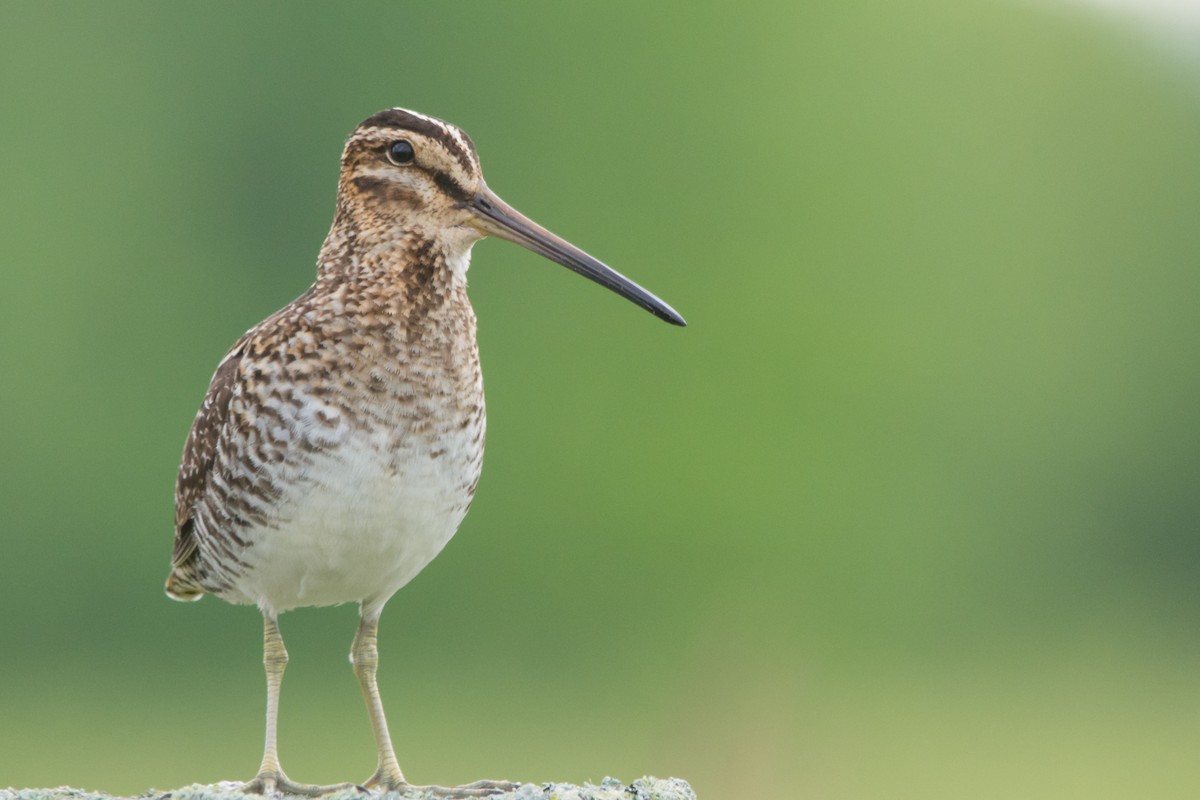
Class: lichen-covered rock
1,777,696,800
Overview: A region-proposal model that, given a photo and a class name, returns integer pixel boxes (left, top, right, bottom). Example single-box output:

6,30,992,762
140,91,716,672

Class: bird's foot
361,769,518,797
242,769,357,797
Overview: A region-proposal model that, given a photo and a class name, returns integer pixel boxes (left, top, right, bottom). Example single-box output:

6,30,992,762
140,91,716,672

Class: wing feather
171,338,248,569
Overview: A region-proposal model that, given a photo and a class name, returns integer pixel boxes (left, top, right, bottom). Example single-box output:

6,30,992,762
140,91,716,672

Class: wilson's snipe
165,108,684,796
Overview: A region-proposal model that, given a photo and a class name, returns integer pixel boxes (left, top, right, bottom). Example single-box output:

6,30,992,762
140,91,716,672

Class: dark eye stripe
433,171,470,202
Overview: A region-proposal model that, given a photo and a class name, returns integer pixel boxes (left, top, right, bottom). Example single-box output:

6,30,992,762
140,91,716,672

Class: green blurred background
2,1,1198,798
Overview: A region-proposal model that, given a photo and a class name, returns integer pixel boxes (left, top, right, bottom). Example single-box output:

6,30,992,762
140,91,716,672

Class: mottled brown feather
169,338,248,580
167,109,491,606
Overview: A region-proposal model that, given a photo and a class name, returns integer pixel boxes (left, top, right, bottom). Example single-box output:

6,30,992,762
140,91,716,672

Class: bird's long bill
467,186,686,326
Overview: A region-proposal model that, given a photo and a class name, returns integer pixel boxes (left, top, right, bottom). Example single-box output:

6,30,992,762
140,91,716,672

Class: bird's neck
315,210,475,299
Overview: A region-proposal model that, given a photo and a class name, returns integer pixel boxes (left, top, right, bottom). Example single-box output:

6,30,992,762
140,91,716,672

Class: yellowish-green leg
352,613,518,797
242,614,354,797
352,614,405,789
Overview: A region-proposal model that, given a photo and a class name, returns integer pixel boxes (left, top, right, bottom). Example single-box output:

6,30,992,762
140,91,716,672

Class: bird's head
335,108,685,326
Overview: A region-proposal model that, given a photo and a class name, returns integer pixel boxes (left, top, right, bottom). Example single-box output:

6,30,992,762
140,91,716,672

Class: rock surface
2,777,695,800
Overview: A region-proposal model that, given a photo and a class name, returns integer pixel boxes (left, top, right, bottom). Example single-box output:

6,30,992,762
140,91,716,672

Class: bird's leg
352,612,406,789
242,614,354,797
352,613,517,797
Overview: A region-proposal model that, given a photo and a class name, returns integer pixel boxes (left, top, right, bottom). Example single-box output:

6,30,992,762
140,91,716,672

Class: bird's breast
217,302,486,614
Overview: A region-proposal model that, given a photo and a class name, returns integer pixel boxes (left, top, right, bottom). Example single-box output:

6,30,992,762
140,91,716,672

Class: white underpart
240,407,477,619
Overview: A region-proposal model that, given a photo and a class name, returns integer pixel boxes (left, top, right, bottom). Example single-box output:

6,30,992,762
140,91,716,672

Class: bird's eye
386,140,415,165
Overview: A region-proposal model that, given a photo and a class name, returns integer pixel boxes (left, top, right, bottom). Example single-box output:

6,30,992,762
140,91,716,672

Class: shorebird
165,108,684,796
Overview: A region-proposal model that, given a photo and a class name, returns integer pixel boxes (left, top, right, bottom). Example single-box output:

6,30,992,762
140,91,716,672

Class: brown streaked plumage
166,108,684,797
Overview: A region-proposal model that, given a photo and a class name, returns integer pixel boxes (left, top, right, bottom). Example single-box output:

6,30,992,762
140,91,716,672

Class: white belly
228,416,480,617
